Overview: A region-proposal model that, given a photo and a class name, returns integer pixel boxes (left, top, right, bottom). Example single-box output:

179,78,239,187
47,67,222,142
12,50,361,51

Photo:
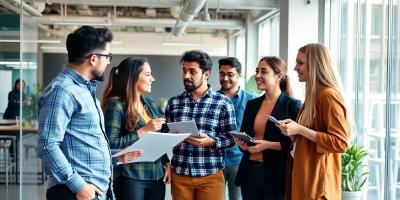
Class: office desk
0,125,37,133
0,119,17,126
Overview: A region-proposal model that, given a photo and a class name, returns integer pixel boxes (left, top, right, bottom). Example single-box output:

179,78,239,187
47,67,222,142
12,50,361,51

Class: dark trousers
114,176,165,200
46,184,101,200
240,161,284,200
240,161,265,200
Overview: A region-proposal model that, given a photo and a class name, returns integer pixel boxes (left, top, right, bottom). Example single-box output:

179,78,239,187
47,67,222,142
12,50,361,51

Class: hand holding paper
139,118,166,137
115,150,143,164
112,132,190,164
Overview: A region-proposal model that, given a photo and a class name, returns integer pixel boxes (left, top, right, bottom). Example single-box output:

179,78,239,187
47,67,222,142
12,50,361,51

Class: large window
234,32,246,88
258,13,280,59
329,0,400,199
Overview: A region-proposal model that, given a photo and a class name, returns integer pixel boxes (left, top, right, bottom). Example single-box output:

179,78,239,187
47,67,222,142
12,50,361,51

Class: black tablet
230,132,255,145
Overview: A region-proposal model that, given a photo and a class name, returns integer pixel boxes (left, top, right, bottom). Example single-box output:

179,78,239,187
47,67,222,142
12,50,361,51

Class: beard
184,76,204,92
91,70,105,81
93,74,104,81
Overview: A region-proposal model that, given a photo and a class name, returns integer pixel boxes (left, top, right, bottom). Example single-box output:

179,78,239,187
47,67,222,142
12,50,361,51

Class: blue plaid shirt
165,85,236,177
37,66,112,197
217,88,256,167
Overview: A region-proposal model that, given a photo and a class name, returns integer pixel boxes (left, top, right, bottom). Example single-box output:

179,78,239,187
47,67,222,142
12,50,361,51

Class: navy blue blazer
234,92,302,199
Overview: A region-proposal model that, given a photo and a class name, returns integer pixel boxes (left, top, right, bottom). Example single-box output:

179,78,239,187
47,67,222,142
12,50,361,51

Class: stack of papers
112,132,190,164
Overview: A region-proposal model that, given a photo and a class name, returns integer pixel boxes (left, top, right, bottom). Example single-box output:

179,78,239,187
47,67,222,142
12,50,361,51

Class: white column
227,32,236,57
279,0,320,100
244,11,259,83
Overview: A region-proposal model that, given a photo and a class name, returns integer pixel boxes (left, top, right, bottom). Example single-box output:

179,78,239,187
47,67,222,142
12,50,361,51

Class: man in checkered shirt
164,50,236,200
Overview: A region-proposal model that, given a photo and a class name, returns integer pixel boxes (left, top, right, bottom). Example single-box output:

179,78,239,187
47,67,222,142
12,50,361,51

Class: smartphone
264,115,282,125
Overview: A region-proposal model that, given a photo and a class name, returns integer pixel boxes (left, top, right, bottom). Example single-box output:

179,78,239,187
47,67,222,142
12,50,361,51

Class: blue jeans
223,165,242,200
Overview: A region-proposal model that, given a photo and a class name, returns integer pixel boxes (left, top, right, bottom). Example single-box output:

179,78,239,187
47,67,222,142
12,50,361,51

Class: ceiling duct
0,0,43,17
174,0,206,37
201,1,210,22
35,16,243,30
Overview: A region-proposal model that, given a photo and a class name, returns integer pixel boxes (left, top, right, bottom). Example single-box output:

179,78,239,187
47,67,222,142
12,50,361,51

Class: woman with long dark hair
102,57,171,200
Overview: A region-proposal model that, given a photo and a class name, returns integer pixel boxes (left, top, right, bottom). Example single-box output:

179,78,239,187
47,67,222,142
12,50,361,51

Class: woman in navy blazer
234,56,301,200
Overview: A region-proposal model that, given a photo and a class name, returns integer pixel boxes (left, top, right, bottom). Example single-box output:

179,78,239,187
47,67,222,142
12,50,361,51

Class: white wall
0,71,12,115
280,0,320,100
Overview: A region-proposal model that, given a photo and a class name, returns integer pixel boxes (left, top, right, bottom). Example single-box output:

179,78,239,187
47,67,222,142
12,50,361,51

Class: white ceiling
1,0,279,35
0,0,279,55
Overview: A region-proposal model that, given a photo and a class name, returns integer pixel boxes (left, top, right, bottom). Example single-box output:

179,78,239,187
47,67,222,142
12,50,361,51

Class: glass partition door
20,3,42,200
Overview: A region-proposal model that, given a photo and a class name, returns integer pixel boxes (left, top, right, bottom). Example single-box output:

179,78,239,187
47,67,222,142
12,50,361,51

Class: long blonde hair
297,43,344,127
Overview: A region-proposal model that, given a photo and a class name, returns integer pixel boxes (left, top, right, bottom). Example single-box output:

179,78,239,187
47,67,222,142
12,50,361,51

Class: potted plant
23,84,44,127
341,144,369,200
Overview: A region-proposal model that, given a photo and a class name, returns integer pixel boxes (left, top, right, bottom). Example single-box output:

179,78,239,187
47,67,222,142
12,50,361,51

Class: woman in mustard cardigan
278,43,351,200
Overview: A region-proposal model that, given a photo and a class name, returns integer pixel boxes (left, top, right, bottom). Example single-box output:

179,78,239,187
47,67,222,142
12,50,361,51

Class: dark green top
103,96,169,181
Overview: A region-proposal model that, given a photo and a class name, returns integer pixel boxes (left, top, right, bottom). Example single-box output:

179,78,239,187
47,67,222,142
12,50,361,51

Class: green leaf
341,144,369,191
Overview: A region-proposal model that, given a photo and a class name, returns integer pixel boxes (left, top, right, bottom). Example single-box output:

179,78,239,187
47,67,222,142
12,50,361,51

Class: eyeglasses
86,53,113,61
219,72,238,78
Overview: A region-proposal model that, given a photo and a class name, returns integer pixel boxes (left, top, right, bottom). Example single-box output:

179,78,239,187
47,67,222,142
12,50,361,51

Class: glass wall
0,12,22,200
0,5,42,200
329,0,400,199
21,12,42,200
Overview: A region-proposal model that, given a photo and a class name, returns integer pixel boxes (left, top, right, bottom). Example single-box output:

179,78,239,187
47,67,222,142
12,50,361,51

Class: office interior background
0,0,399,199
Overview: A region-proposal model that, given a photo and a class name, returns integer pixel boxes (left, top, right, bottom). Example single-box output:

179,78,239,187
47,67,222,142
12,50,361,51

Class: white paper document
112,132,190,164
167,120,200,137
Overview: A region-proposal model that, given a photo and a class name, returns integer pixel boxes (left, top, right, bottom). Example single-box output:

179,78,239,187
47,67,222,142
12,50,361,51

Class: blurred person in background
3,79,29,120
217,57,255,200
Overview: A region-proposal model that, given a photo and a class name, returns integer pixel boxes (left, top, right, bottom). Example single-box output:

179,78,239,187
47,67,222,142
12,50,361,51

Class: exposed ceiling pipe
174,0,206,37
36,0,279,10
0,0,43,17
201,1,210,22
34,16,243,30
38,24,65,38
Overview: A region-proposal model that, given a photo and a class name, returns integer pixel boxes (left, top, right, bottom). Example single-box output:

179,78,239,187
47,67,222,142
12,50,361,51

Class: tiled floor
0,184,46,200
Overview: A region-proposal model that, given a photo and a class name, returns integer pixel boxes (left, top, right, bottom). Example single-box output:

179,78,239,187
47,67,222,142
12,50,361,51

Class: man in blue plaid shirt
165,50,237,200
37,26,135,200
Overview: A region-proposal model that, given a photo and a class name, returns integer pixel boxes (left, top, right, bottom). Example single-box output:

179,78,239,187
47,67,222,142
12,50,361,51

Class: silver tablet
167,120,200,137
